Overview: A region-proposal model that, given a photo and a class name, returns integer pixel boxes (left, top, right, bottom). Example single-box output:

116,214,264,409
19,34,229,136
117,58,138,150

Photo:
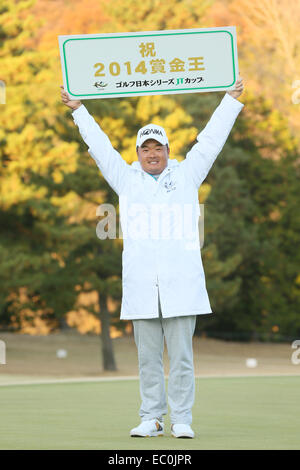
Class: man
60,75,244,438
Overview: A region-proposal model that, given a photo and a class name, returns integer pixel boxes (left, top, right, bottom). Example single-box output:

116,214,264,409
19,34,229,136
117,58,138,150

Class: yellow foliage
66,308,101,334
198,183,211,203
206,0,300,137
10,309,58,335
100,117,128,148
1,0,299,339
7,287,58,335
269,209,281,221
66,293,119,335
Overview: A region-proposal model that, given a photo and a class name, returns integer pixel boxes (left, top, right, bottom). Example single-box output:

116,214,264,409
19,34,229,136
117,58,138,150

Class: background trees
1,0,299,352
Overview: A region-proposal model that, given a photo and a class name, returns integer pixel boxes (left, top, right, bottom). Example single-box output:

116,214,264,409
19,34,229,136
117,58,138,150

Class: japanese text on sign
59,27,239,99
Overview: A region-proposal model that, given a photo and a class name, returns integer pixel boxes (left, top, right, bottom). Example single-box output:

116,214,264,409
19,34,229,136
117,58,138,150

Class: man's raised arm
181,75,245,189
60,86,129,195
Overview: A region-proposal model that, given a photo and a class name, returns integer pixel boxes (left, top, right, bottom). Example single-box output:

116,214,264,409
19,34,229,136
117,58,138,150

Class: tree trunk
59,316,71,331
98,291,117,371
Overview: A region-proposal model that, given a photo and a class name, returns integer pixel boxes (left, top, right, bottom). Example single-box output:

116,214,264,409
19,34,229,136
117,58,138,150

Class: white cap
136,123,169,148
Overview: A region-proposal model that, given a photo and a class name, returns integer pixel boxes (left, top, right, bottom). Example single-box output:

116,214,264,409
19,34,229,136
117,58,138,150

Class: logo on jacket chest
164,180,177,192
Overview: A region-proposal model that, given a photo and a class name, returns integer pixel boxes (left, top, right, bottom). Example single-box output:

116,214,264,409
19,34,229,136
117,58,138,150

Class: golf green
0,375,299,450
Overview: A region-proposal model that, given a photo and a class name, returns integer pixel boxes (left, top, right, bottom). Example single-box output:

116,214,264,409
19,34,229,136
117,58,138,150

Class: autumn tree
205,0,300,136
0,0,81,331
179,90,300,339
2,0,300,352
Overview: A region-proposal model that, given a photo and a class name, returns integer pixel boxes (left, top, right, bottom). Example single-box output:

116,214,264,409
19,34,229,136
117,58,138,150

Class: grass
0,375,299,450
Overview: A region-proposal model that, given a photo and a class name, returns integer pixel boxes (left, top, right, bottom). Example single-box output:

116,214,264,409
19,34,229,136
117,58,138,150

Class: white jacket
72,93,244,320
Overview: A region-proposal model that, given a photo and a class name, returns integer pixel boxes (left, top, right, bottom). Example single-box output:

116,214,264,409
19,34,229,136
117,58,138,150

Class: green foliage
190,92,300,339
0,0,299,340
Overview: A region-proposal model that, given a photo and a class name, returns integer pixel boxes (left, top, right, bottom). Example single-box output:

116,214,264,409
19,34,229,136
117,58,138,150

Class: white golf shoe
171,423,195,438
130,418,164,437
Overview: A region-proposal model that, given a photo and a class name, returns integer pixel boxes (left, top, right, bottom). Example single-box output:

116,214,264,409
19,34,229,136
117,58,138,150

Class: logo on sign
94,81,108,90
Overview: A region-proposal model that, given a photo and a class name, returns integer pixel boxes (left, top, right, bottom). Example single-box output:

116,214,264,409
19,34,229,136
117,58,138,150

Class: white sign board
58,26,239,100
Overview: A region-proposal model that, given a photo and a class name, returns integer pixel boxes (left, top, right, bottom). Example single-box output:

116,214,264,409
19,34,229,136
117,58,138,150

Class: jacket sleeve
181,93,244,189
72,104,130,195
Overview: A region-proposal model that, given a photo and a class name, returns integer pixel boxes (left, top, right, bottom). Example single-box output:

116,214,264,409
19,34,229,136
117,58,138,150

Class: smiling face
137,139,170,175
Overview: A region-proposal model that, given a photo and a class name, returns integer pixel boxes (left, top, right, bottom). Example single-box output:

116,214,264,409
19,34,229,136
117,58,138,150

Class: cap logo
140,129,163,138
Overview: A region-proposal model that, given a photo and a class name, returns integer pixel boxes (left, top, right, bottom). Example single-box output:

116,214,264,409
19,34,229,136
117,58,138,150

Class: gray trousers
132,296,196,425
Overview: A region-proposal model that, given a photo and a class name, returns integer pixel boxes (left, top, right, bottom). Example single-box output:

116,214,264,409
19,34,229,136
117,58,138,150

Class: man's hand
226,74,244,100
60,85,82,110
